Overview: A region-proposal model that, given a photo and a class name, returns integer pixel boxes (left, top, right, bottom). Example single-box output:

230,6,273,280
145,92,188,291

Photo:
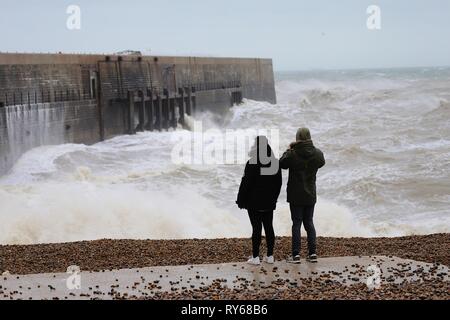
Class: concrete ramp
0,256,448,300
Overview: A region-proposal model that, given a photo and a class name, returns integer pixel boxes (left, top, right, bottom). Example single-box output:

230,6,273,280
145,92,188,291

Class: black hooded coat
236,138,282,211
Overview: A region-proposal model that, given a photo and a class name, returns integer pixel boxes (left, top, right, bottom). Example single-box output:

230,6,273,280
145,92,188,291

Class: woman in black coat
236,136,282,265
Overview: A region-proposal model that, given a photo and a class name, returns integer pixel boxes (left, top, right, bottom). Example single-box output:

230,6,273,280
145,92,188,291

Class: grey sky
1,0,449,70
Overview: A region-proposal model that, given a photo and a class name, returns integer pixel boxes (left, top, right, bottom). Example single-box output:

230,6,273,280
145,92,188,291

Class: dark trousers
290,204,316,256
248,210,275,258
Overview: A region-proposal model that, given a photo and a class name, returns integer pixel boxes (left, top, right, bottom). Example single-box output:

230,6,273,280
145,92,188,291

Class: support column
178,88,185,126
186,87,192,116
156,93,162,131
127,90,135,134
163,89,169,131
191,87,196,115
170,97,176,128
146,89,154,131
137,89,146,132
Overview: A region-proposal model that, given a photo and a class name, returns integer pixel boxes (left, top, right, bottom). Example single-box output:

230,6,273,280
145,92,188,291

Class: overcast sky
1,0,449,70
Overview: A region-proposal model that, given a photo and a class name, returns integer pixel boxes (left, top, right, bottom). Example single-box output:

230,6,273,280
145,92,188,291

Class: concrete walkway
1,256,448,300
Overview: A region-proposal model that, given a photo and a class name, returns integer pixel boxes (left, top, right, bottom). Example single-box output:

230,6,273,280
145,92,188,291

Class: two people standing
236,128,325,265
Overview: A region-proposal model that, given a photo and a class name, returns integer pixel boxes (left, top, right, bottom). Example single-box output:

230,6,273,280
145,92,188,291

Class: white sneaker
247,256,261,265
263,256,274,264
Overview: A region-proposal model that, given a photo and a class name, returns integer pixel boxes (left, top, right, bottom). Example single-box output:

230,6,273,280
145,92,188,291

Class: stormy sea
1,67,449,244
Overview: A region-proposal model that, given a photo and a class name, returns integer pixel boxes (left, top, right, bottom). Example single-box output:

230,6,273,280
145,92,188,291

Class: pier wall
0,53,276,175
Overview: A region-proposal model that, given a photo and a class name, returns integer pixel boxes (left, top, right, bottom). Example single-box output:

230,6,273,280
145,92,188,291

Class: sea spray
0,181,244,244
0,176,372,245
1,67,449,244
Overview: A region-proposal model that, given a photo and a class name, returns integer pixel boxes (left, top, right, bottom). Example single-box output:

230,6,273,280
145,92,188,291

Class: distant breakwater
0,53,276,175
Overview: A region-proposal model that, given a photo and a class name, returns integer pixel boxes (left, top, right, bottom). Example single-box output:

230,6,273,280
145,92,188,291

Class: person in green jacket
280,128,325,263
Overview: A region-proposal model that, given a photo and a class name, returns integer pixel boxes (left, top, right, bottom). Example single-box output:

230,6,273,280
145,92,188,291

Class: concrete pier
0,53,275,175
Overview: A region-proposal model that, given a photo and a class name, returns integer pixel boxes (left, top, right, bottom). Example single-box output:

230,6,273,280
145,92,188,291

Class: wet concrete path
1,256,448,300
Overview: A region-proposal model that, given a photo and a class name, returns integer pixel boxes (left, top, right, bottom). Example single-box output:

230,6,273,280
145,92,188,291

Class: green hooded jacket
280,140,325,205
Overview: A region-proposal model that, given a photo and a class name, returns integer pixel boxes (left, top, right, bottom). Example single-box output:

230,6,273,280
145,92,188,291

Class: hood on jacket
290,128,315,158
290,139,316,159
296,127,311,142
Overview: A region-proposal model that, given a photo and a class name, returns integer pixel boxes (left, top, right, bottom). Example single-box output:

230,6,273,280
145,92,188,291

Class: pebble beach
0,234,448,300
1,234,448,275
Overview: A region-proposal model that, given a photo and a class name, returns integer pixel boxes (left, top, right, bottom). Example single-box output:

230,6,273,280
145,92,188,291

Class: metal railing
0,88,94,108
186,80,241,92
